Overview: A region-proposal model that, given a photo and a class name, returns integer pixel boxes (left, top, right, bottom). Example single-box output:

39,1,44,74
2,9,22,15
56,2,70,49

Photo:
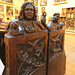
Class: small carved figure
46,13,65,53
8,2,44,35
41,12,47,28
47,13,64,32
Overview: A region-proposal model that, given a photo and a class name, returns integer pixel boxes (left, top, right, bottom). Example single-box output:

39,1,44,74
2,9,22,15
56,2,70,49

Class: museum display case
61,7,75,29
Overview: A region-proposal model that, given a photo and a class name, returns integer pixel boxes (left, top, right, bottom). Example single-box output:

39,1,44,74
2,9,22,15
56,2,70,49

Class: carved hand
10,21,19,30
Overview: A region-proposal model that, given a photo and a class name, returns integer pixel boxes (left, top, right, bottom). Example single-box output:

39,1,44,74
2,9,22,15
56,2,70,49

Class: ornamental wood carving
16,37,46,75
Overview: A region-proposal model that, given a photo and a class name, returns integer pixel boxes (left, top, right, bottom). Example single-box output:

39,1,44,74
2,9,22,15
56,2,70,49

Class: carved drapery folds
16,37,46,75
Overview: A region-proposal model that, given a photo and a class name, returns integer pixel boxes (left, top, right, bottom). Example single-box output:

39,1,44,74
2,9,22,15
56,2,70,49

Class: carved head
42,12,47,17
53,13,60,17
18,2,37,20
52,13,60,23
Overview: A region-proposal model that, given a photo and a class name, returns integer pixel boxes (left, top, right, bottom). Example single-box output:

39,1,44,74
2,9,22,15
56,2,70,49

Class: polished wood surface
5,31,48,75
47,29,66,75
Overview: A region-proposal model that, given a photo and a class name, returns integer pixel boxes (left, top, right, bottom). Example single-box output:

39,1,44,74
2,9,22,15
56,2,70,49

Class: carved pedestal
47,29,66,75
4,31,48,75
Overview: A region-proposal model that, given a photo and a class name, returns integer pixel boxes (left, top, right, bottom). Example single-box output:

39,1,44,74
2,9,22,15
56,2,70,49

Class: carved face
24,4,34,19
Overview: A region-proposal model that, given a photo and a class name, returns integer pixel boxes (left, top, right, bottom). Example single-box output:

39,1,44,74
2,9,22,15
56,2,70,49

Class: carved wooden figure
8,2,44,36
46,13,66,75
5,31,48,75
4,2,66,75
5,2,48,75
41,12,47,28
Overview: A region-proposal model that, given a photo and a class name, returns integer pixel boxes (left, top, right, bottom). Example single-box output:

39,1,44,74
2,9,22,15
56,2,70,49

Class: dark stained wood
46,12,66,75
48,51,66,75
4,2,66,75
4,31,48,75
47,29,66,75
5,2,48,75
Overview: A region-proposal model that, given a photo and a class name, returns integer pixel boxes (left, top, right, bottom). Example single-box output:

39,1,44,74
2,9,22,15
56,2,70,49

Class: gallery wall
0,0,75,23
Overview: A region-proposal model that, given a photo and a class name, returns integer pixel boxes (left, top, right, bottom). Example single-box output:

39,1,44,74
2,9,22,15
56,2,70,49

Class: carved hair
53,13,60,17
18,2,37,21
51,13,60,23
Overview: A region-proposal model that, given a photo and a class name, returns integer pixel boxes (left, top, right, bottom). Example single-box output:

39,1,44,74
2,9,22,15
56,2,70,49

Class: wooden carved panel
16,37,46,75
48,29,65,75
49,29,65,58
5,31,48,75
50,33,64,52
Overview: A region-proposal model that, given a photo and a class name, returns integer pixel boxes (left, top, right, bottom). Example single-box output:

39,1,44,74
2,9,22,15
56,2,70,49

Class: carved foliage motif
50,33,64,53
16,37,46,75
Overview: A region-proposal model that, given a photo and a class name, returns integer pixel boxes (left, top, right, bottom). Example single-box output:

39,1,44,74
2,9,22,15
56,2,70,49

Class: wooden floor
64,33,75,75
